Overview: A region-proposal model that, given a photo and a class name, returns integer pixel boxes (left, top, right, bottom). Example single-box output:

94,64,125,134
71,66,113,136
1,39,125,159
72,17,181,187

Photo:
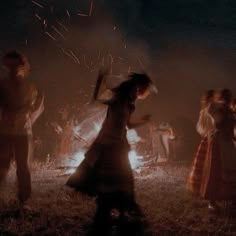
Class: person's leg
92,194,113,235
14,135,32,203
95,194,112,222
0,135,13,186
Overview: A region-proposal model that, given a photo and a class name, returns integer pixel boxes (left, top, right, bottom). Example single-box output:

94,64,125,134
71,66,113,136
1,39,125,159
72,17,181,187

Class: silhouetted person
0,50,44,204
67,69,157,233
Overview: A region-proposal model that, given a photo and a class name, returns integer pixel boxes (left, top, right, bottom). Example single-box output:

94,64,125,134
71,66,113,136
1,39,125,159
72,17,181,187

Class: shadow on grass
86,212,152,236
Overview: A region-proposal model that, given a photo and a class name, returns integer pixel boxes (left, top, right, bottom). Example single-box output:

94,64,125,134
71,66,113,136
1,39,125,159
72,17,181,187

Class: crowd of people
0,50,236,234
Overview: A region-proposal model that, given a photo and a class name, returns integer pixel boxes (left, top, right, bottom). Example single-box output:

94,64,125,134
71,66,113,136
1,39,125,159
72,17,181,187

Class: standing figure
187,90,215,206
203,89,236,210
188,89,236,211
0,50,44,204
67,70,156,228
151,122,175,163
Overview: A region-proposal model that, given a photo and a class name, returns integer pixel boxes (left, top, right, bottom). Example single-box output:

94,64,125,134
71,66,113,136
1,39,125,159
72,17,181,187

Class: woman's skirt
187,136,208,195
187,133,236,200
66,142,134,199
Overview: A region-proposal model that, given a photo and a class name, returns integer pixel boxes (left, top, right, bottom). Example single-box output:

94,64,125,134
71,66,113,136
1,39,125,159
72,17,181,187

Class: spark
45,31,57,41
52,25,66,39
89,0,94,16
35,13,42,21
43,19,47,28
83,55,90,68
66,10,71,18
61,48,78,64
57,21,69,32
77,12,88,17
32,0,44,8
70,50,81,64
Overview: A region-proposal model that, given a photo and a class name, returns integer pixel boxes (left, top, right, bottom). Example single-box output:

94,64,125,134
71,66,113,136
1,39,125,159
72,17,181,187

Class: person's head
112,72,157,101
200,89,214,108
220,89,232,106
212,89,222,103
2,50,30,78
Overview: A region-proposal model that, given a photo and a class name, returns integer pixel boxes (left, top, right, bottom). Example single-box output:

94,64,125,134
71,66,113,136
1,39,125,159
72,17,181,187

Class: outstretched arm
127,114,151,129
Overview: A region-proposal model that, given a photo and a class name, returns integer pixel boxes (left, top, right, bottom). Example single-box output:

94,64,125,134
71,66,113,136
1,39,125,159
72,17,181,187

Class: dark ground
1,162,236,236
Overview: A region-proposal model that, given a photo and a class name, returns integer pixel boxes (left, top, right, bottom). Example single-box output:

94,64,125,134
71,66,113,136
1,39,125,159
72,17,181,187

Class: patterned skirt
187,136,208,195
187,133,236,200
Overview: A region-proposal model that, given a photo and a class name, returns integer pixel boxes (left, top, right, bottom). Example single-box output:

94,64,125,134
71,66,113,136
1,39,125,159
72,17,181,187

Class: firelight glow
65,112,144,174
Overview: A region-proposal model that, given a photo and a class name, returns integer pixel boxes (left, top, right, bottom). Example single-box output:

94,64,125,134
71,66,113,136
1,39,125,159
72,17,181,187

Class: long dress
187,106,215,195
66,97,135,201
201,103,236,200
187,103,236,200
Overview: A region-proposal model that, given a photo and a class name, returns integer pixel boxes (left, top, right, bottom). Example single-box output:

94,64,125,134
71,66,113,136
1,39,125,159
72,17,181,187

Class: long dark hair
112,73,152,101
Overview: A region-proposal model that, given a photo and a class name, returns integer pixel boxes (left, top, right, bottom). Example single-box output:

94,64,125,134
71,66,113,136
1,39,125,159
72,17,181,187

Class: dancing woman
67,69,156,224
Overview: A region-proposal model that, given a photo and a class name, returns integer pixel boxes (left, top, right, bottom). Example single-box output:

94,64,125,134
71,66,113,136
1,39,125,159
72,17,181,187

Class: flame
65,112,144,174
128,150,143,170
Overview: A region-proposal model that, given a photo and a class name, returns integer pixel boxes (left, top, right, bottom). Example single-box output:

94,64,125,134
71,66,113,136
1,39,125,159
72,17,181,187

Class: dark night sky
1,1,236,43
0,0,236,124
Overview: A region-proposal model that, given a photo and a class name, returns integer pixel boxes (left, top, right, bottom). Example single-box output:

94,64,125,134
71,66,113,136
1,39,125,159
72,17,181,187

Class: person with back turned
0,50,44,204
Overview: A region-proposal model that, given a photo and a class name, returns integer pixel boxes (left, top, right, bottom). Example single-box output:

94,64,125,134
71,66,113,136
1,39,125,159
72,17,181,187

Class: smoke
1,0,236,159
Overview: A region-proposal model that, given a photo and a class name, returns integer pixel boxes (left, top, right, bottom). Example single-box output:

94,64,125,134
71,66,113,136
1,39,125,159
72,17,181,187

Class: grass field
0,162,236,236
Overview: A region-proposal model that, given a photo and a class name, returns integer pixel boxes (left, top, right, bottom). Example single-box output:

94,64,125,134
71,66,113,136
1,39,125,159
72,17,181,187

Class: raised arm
92,67,110,102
